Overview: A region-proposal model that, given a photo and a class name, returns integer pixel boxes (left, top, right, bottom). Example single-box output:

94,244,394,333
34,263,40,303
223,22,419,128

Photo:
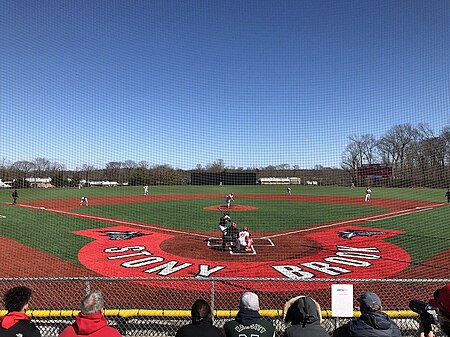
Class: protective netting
1,277,448,337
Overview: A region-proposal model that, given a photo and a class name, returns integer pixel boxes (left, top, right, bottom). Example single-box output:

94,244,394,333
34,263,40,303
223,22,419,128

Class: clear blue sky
2,0,449,170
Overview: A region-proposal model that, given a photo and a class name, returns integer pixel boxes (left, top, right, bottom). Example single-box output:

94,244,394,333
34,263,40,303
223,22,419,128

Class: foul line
17,204,211,239
260,204,446,240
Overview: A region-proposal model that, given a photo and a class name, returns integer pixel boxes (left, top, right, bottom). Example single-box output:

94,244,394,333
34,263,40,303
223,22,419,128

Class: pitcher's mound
203,204,258,212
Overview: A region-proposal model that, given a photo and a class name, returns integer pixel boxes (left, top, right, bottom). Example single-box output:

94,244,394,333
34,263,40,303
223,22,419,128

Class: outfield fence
0,277,449,337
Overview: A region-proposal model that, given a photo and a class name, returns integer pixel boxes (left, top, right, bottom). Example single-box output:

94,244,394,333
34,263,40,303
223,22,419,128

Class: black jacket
175,317,224,337
0,312,41,337
224,308,275,337
332,310,401,337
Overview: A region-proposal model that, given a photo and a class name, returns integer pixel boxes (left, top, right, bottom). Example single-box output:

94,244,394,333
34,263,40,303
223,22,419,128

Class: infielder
79,196,89,206
365,187,372,202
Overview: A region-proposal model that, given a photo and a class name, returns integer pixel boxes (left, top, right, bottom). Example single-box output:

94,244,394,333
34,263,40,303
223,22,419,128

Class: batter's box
206,237,274,255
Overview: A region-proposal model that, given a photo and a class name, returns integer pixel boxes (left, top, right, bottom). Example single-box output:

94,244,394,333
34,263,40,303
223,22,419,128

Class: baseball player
286,187,292,195
225,193,234,208
217,213,231,250
79,196,89,206
218,213,231,232
365,186,372,202
228,222,239,246
11,189,19,205
237,226,253,252
445,188,450,203
143,185,149,195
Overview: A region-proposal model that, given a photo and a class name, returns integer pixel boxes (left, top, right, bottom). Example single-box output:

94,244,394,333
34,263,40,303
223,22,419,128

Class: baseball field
0,185,449,309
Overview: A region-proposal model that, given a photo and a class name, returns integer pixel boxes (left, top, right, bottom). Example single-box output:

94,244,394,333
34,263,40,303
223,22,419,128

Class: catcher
237,226,253,252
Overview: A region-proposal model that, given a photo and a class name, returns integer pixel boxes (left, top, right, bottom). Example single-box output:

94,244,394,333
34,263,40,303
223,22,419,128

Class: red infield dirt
3,194,449,308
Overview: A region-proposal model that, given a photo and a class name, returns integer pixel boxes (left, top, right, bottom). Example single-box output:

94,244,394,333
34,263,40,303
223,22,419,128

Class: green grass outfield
1,185,449,270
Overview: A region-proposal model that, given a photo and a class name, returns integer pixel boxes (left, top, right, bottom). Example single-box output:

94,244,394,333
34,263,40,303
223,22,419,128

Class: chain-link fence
0,277,448,337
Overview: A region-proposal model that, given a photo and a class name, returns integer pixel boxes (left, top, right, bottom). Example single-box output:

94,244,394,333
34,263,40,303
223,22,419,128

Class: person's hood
0,312,30,329
283,295,322,326
360,310,392,330
73,312,108,335
236,308,262,326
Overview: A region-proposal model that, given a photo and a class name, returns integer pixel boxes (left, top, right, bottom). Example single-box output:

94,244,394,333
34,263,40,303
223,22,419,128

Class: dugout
191,172,257,185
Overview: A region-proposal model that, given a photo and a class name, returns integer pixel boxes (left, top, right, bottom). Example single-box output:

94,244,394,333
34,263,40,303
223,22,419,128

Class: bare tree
138,161,149,169
105,161,123,181
12,160,36,174
341,134,378,185
377,124,420,170
205,159,225,172
34,157,51,174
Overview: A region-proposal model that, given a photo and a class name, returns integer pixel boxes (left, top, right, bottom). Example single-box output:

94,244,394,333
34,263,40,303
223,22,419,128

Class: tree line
341,123,450,188
1,123,449,188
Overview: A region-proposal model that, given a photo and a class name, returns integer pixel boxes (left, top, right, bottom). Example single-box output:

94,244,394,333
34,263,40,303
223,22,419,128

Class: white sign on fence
331,284,354,317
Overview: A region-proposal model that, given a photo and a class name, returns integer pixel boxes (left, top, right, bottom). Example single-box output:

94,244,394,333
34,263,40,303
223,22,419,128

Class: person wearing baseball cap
421,284,450,337
332,291,400,337
223,292,275,337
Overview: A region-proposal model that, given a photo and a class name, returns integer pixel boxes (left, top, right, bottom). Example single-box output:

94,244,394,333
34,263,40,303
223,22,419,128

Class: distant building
258,177,301,185
80,180,119,187
26,177,55,188
0,179,12,188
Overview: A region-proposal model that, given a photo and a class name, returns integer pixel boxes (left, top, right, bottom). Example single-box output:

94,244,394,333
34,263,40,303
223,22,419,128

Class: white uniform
144,185,149,195
365,188,372,202
237,229,250,251
226,193,234,208
80,196,88,206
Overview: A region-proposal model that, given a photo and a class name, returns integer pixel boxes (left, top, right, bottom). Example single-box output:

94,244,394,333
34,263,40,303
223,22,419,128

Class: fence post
85,279,91,295
211,280,215,313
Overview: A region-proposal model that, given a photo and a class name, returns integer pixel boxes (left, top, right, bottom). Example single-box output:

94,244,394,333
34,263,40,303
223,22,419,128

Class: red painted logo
75,225,410,292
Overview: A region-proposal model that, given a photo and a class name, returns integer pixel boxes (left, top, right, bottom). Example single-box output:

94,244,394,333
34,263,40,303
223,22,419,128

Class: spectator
59,290,121,337
283,295,329,337
0,286,41,337
421,283,450,336
175,299,224,337
332,291,400,337
224,292,275,337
